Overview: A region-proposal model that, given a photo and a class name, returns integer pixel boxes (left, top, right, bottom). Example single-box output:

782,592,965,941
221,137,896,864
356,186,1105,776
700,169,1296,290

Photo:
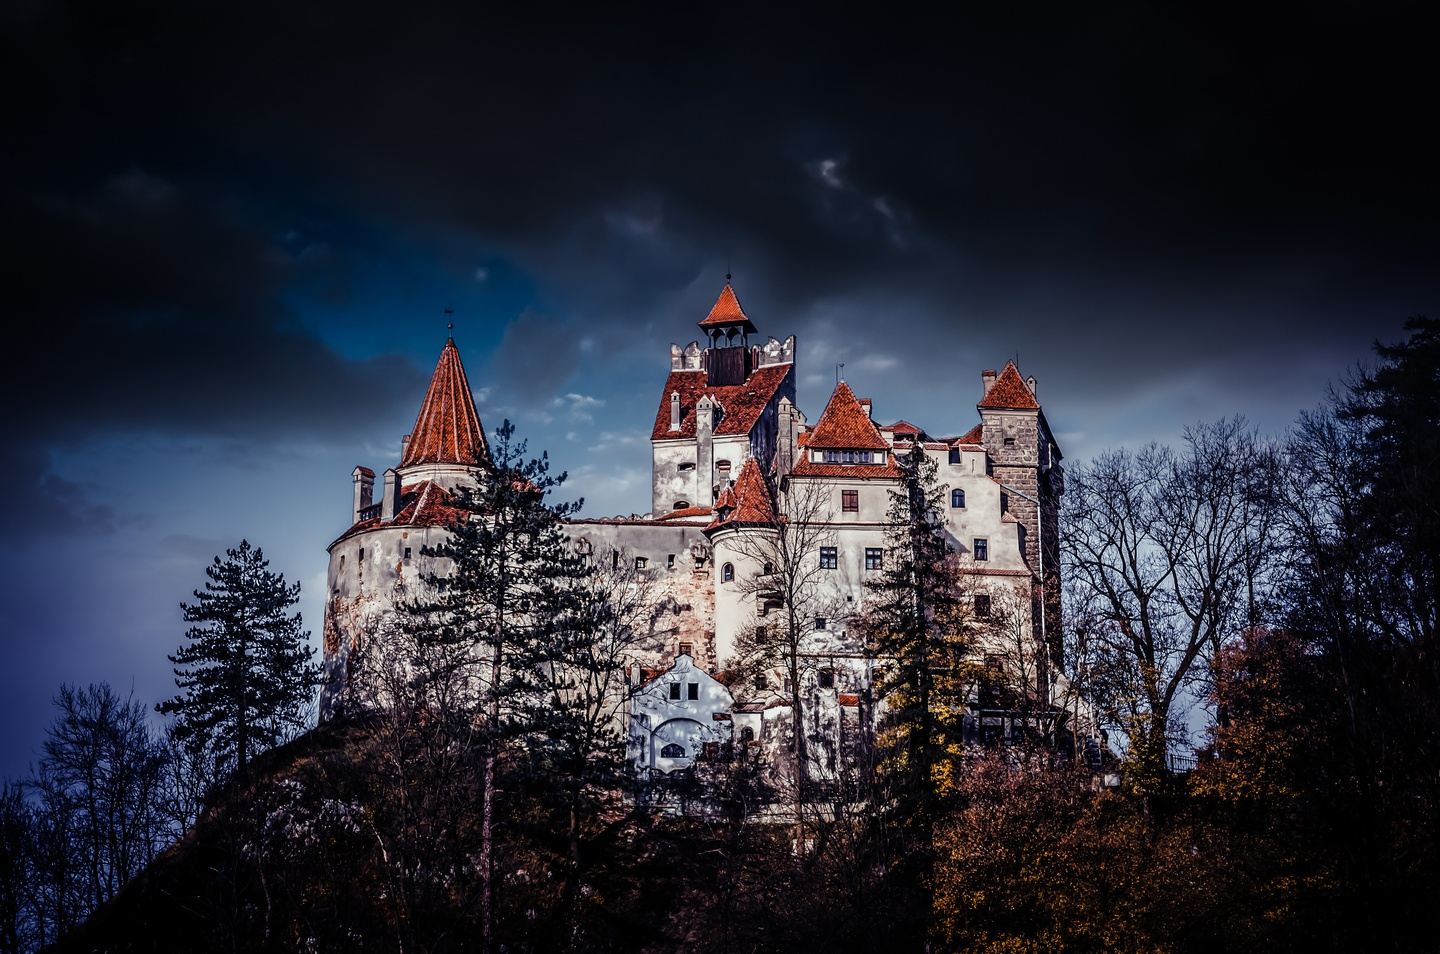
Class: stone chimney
352,467,375,522
1026,375,1037,396
380,468,401,520
400,433,412,463
776,396,796,479
982,369,997,396
859,398,873,420
696,395,717,507
669,390,682,432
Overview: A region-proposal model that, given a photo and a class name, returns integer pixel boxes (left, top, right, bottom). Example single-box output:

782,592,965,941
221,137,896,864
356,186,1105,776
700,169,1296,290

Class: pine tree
402,419,582,954
859,442,971,929
158,540,319,780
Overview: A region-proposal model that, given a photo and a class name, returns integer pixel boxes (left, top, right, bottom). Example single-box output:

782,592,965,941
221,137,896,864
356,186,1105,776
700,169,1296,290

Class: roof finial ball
444,307,454,341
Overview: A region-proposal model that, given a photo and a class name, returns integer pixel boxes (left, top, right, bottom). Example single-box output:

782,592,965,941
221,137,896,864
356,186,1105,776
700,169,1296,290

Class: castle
321,281,1068,784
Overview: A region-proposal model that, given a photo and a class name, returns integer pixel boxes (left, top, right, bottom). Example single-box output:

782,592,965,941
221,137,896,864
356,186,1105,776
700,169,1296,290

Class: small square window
403,547,412,561
842,489,859,512
754,673,767,690
951,488,966,508
820,547,838,569
1003,437,1016,447
669,682,681,700
975,594,992,618
635,556,648,569
679,641,693,657
818,670,835,689
973,538,988,561
865,548,883,571
815,616,828,631
687,682,699,700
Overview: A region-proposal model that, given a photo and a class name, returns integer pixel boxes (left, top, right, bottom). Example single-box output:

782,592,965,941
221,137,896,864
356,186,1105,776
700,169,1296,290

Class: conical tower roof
401,339,490,468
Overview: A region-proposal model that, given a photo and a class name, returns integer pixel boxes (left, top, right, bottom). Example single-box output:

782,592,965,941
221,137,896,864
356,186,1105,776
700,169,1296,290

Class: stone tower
977,361,1064,665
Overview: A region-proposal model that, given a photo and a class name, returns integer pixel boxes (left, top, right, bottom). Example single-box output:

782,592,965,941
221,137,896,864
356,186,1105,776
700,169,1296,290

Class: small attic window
716,459,732,473
674,500,690,510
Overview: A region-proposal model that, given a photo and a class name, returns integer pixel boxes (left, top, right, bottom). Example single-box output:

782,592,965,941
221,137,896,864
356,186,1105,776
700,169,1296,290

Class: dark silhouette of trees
158,540,319,781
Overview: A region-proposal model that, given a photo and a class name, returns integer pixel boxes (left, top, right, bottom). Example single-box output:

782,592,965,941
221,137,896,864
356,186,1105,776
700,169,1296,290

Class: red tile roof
707,458,777,530
805,381,889,450
884,419,925,437
656,506,714,521
955,423,984,445
838,693,861,707
650,363,792,441
697,282,757,332
789,455,902,480
331,480,471,546
401,340,490,467
977,361,1039,410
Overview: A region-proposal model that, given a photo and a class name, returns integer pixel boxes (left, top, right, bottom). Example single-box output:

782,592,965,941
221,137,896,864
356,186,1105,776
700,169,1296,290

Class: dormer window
674,500,690,511
822,449,870,465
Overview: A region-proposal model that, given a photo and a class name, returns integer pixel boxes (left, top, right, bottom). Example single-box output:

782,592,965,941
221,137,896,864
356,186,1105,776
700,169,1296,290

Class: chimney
400,433,412,462
380,468,401,520
981,369,997,395
669,390,682,432
670,343,683,371
1026,375,1037,396
776,397,796,479
352,467,375,522
859,398,873,420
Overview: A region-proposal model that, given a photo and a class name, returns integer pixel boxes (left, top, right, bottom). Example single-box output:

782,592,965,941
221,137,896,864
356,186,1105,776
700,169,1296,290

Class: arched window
660,743,686,759
722,562,735,582
674,500,690,511
741,726,755,742
951,488,966,508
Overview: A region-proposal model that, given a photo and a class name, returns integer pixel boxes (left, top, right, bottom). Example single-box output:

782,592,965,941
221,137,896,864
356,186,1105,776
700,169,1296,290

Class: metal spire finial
444,307,454,341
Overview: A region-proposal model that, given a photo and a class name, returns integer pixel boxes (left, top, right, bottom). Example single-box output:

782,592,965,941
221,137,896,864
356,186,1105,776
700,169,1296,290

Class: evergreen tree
158,540,319,779
859,442,970,930
403,419,582,954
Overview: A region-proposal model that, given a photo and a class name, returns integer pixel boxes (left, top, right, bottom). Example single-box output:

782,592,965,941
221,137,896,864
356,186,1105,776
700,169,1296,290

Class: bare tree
1063,419,1280,787
723,473,839,835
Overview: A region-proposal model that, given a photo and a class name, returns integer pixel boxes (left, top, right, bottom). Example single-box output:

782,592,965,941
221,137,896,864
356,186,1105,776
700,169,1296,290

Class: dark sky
2,2,1435,778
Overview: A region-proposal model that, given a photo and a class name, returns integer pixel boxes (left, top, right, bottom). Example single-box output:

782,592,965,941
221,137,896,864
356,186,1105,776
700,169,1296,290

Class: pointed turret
697,281,757,334
706,458,776,531
401,339,490,468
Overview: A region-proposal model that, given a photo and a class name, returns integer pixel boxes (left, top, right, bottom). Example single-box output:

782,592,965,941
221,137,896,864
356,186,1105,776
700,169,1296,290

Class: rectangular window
635,556,648,569
358,547,365,562
842,489,859,512
975,594,992,618
403,547,412,561
687,682,699,701
820,546,838,569
973,538,989,561
815,616,828,631
669,682,681,700
679,641,693,657
667,554,676,569
754,673,767,690
865,547,884,571
1003,436,1016,447
754,625,767,643
951,488,966,508
818,670,835,689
